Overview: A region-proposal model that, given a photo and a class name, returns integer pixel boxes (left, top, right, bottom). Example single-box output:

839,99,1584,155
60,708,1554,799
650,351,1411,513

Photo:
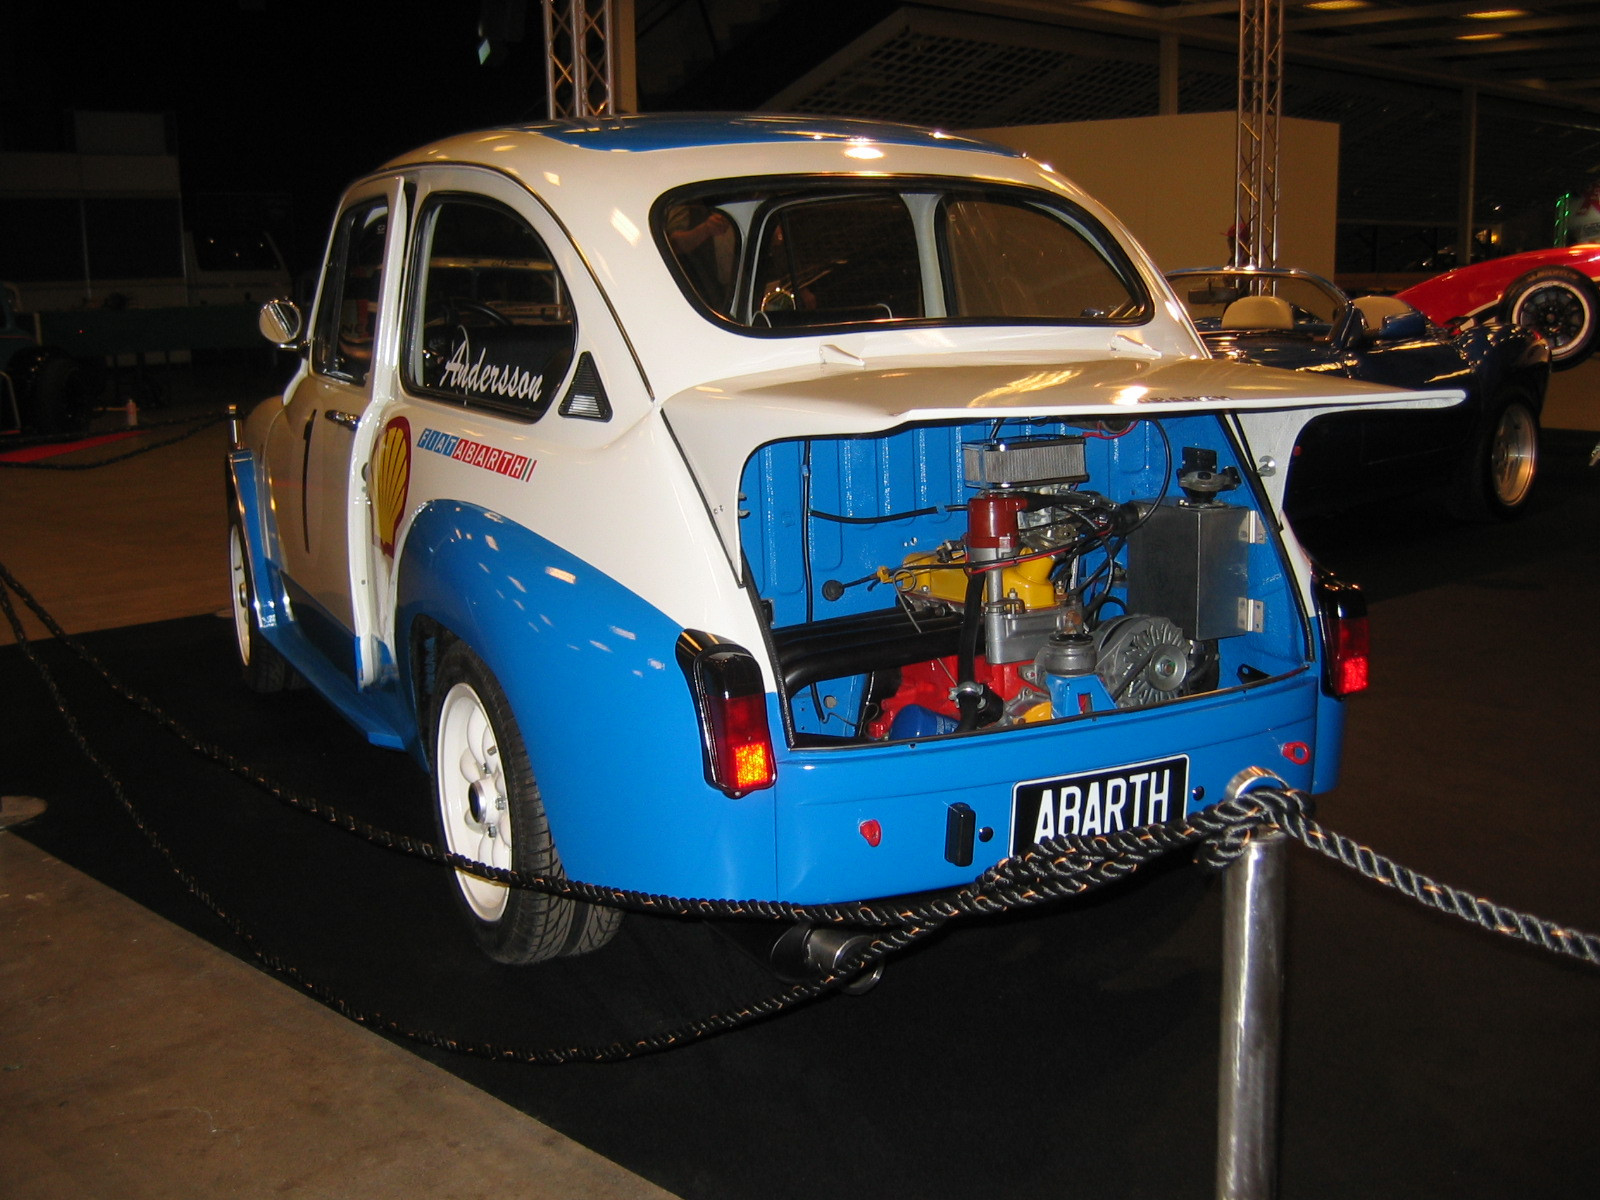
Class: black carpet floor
6,430,1599,1199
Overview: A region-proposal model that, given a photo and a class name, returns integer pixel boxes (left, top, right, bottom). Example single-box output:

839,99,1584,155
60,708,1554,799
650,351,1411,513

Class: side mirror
258,299,305,348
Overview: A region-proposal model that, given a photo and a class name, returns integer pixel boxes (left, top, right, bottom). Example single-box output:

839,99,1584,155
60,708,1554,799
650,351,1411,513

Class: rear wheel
430,641,620,964
227,519,295,692
1449,394,1539,521
1502,267,1599,370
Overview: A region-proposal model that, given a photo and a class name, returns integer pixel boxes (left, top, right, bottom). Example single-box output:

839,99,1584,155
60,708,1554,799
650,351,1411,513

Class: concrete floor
2,355,1597,1198
0,362,676,1200
0,835,673,1200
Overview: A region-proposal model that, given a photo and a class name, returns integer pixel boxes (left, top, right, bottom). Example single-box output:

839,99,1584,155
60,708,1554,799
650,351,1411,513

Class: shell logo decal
373,416,412,558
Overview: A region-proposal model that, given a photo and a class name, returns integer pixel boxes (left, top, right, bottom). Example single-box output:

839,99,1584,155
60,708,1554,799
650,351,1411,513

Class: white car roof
381,114,1210,401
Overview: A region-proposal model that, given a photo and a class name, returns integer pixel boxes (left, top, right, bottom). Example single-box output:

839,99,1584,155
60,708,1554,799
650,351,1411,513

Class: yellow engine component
897,550,969,604
896,550,1059,610
998,556,1057,609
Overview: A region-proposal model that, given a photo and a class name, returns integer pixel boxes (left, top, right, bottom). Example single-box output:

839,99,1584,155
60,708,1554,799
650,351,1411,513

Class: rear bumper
771,674,1321,903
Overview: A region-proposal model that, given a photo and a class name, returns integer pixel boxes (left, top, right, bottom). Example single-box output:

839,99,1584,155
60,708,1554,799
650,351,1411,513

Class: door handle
324,409,361,431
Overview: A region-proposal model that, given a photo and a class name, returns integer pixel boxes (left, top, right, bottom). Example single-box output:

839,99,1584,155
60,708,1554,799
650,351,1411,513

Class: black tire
1449,393,1539,521
429,641,620,964
21,352,95,435
227,517,297,692
1501,267,1600,371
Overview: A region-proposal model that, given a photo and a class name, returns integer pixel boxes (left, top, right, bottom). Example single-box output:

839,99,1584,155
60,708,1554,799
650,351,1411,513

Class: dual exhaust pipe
714,921,885,994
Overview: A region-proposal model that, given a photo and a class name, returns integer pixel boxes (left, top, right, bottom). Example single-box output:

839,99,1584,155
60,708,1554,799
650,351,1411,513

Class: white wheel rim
435,681,514,920
1490,405,1537,508
228,527,253,665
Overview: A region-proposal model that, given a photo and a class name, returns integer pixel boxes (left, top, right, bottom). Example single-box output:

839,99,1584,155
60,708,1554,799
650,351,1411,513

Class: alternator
1094,615,1198,708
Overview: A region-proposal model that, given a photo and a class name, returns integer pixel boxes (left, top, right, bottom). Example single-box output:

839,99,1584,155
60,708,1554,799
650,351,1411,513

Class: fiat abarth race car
228,114,1460,967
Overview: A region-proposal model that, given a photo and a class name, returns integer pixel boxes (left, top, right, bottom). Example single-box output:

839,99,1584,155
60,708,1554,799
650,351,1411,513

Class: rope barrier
2,555,1596,1066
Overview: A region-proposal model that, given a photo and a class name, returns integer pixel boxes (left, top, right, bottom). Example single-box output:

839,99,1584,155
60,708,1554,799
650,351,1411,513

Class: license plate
1011,754,1190,853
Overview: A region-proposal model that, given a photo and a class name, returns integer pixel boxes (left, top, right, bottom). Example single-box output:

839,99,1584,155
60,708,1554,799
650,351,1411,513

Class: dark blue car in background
1167,267,1550,519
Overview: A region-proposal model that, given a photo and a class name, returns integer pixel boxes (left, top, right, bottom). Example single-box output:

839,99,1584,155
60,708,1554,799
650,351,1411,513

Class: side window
404,196,575,420
313,200,389,385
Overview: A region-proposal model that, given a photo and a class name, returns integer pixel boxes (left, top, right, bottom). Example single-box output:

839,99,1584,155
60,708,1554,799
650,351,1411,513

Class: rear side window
404,196,575,419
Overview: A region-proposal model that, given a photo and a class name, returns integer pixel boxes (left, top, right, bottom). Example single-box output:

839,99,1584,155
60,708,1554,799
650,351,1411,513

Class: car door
264,180,406,680
357,167,657,684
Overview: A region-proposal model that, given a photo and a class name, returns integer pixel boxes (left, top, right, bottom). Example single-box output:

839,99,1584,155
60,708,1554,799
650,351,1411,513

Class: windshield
1168,271,1346,338
655,180,1149,334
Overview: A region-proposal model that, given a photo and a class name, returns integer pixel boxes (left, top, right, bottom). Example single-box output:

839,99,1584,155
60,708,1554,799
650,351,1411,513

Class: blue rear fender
394,501,781,899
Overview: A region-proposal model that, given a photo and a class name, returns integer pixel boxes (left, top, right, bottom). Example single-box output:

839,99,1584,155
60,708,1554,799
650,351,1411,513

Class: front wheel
227,519,296,692
1502,267,1600,370
430,641,620,964
1449,394,1539,521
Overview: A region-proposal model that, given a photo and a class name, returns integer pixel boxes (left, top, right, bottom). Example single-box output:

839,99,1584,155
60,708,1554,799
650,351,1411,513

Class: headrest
1220,294,1294,331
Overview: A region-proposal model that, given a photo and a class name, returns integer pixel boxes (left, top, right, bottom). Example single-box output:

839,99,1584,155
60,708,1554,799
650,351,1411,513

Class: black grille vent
559,352,612,422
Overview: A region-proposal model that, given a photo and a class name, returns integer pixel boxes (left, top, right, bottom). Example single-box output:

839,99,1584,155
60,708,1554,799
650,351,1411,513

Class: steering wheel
444,299,512,327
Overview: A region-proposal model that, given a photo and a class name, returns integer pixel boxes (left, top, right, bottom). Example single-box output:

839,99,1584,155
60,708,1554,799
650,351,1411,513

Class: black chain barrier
0,413,228,470
2,556,1597,1065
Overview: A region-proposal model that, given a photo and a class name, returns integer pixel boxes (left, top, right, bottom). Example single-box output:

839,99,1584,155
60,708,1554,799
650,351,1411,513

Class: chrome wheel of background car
429,641,620,963
1504,267,1600,370
227,519,294,692
1488,401,1538,510
1449,394,1539,521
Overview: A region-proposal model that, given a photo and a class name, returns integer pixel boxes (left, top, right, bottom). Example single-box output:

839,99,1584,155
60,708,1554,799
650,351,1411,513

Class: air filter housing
962,435,1088,489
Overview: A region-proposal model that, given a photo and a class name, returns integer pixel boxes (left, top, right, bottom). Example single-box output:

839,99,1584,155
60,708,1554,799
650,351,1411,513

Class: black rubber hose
955,569,986,732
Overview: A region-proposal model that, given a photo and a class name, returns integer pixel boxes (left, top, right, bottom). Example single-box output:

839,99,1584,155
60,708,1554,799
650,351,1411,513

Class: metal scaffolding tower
544,0,617,119
1233,0,1284,269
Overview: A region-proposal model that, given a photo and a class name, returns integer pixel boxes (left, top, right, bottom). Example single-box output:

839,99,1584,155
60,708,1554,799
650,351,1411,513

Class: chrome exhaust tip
770,925,884,994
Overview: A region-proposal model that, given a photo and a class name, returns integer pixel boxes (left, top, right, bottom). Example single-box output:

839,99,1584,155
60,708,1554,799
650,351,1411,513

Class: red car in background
1397,245,1600,371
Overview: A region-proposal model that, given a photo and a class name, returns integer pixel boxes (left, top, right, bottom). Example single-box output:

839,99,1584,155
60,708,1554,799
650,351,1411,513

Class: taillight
1330,613,1370,696
1314,571,1369,697
678,633,777,797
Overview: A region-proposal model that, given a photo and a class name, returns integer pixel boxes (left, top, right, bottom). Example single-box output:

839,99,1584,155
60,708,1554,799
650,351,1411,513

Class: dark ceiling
1038,0,1600,110
710,1,1600,266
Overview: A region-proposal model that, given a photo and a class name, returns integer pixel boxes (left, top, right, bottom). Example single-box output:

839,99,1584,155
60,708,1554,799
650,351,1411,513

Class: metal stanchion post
1216,827,1288,1200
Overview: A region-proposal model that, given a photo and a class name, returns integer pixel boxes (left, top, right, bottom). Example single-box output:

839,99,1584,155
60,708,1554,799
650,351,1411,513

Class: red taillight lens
1330,613,1369,696
713,691,776,793
1314,571,1369,697
679,636,777,796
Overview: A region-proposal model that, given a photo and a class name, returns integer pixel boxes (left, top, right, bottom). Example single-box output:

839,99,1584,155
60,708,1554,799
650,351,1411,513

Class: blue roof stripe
529,114,1025,157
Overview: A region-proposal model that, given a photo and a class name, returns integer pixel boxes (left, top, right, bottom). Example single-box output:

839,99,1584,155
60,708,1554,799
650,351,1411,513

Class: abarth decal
373,416,412,557
417,426,536,482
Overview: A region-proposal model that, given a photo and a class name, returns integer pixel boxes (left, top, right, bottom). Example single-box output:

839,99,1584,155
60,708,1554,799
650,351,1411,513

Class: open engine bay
742,413,1310,748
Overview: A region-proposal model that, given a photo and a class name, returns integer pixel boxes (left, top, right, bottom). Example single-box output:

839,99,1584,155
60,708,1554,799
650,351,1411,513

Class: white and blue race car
228,114,1456,966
